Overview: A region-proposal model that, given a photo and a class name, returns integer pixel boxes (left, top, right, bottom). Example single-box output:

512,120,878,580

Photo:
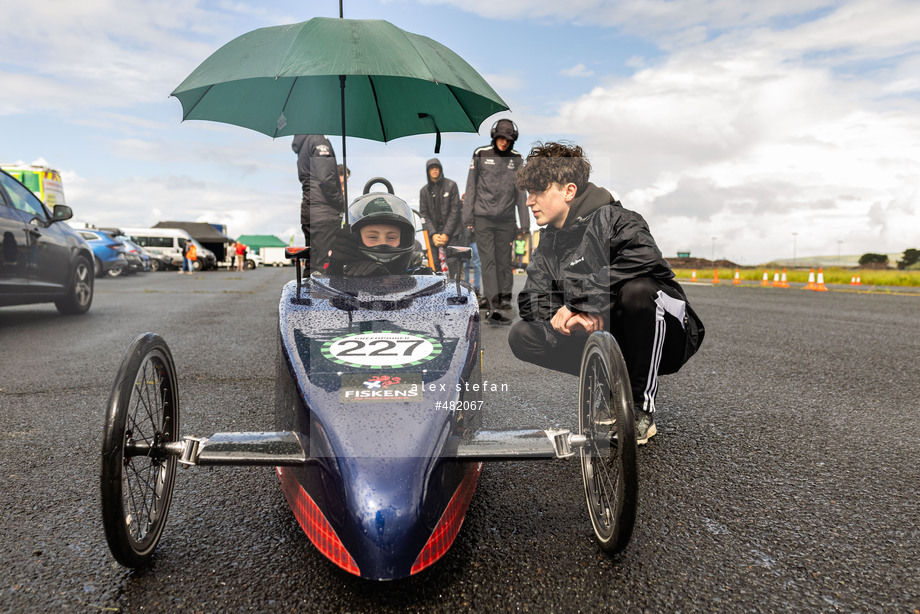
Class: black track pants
509,277,688,412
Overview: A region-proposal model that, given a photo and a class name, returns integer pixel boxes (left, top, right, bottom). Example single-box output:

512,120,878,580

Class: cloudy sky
2,0,919,265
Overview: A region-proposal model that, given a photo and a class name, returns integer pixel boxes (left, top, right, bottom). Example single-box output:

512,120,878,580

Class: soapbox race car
100,182,639,581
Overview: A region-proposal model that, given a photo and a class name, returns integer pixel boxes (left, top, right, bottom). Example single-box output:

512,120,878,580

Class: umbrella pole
340,74,349,231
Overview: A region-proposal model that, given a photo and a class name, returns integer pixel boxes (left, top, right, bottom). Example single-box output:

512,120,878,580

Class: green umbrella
171,17,508,143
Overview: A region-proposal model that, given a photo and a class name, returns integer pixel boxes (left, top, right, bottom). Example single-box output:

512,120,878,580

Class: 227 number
335,339,424,357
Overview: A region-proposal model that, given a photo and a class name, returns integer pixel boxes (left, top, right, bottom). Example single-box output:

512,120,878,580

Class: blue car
76,229,130,277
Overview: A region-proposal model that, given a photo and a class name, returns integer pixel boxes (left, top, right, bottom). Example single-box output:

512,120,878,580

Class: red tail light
276,468,360,576
410,463,481,575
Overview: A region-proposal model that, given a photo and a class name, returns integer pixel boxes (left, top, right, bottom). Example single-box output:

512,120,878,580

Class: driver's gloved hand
329,228,364,263
343,260,388,277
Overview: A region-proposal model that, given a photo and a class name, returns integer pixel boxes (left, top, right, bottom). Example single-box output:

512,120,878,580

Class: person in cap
327,192,432,277
292,134,346,271
464,118,530,325
509,141,705,444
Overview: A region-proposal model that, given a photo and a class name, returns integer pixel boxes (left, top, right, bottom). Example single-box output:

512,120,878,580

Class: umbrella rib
181,85,213,121
444,84,479,132
366,76,388,142
274,76,299,138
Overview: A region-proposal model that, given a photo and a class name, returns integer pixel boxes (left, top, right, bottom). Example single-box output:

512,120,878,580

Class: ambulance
0,164,66,208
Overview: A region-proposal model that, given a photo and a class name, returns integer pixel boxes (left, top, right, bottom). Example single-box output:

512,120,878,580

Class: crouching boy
327,192,433,277
509,142,704,444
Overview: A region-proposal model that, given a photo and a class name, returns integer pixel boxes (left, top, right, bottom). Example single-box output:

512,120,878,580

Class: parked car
76,229,131,277
121,227,217,271
0,168,94,314
118,236,152,272
137,245,172,271
245,252,262,270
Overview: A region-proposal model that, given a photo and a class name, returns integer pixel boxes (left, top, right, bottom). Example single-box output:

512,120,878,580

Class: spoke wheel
578,331,638,554
101,333,179,567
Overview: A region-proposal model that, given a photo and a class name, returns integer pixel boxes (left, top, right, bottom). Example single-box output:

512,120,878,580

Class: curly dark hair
515,141,591,193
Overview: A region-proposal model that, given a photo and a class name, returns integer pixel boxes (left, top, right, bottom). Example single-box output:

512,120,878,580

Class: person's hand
343,260,388,277
567,312,604,334
550,305,575,335
330,229,363,262
432,233,448,247
551,306,604,336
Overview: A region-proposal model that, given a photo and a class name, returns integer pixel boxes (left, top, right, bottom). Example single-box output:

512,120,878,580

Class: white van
120,227,217,271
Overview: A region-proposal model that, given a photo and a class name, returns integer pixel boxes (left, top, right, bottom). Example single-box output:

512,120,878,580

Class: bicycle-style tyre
578,331,638,554
101,333,179,567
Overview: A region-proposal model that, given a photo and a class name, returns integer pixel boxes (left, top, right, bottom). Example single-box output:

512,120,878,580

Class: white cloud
530,2,920,263
561,63,594,77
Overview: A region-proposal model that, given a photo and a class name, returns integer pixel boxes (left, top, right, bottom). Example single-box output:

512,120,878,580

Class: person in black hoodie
419,158,462,277
509,142,704,444
292,134,346,271
464,118,530,324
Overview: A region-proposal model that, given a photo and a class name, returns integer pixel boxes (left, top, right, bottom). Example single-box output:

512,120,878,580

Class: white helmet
347,191,416,265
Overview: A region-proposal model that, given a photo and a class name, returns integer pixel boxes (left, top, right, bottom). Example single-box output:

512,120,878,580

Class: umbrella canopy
171,17,509,141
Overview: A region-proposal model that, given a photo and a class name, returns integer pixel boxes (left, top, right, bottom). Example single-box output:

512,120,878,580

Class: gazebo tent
154,221,232,260
235,234,288,252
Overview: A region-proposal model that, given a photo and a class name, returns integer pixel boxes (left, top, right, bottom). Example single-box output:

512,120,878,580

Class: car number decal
322,331,441,369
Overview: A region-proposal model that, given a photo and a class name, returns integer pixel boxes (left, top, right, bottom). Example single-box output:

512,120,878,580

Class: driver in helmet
326,192,433,277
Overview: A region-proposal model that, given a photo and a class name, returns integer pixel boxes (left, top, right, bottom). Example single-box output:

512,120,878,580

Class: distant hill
667,257,740,269
765,253,902,269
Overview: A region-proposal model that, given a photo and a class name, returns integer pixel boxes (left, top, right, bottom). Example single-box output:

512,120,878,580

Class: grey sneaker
635,411,657,445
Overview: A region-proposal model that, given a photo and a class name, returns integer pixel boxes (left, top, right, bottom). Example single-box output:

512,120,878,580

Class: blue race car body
273,273,482,579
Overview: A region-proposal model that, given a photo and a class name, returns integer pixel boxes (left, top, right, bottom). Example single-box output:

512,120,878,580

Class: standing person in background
419,158,462,278
461,192,486,308
464,118,530,325
292,135,346,271
338,164,350,199
235,240,247,272
184,240,197,275
514,230,528,269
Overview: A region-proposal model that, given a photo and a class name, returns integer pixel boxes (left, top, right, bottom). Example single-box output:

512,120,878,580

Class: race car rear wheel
101,333,179,567
578,331,638,555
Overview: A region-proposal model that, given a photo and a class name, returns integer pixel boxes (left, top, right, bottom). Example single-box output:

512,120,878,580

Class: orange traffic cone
806,269,817,290
733,269,741,285
850,276,857,285
713,269,720,284
814,268,828,292
780,269,790,288
856,275,861,286
760,270,770,286
691,269,697,282
772,270,781,287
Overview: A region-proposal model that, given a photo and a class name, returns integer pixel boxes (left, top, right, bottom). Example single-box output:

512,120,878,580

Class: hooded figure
419,158,462,276
464,118,530,324
292,134,346,271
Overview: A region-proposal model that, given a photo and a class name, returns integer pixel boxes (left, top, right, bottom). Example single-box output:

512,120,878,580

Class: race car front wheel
101,333,179,567
578,331,638,555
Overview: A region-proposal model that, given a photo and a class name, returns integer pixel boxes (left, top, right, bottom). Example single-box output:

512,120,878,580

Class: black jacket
519,183,703,360
463,142,529,230
292,135,345,225
419,158,462,244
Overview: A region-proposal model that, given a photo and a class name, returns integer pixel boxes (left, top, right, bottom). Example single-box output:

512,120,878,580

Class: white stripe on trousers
642,303,666,414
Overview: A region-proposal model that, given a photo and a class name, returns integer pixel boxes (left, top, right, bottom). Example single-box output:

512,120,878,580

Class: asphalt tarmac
1,267,918,612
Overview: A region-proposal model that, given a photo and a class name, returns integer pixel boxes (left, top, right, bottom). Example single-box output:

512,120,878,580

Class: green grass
672,267,920,287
